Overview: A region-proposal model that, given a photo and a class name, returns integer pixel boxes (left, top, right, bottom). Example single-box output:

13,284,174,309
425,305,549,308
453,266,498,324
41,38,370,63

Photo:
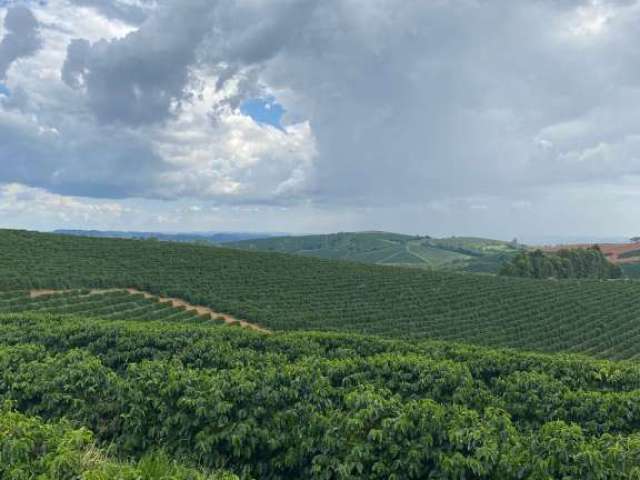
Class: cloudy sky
0,0,639,240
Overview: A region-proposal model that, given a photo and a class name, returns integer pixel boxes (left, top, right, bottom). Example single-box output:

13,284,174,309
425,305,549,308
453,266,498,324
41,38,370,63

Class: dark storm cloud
0,113,168,198
60,0,321,126
62,0,217,125
246,0,640,205
0,5,41,79
206,0,320,66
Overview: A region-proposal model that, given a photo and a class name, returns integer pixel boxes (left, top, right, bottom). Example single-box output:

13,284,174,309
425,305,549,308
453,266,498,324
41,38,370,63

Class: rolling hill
226,231,524,273
6,229,640,477
2,228,640,359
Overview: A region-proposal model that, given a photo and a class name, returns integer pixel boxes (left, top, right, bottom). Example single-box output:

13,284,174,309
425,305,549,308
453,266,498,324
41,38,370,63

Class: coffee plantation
6,228,640,477
3,229,640,358
3,312,640,478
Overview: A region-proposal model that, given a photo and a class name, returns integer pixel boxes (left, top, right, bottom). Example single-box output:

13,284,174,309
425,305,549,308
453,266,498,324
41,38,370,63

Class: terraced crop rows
3,229,640,359
0,289,238,325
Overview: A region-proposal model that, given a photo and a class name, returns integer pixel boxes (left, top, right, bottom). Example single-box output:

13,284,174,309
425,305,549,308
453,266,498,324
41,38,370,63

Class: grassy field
2,229,640,359
226,231,523,272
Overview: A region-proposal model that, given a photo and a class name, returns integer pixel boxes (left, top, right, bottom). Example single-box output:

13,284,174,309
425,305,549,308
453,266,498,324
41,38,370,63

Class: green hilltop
226,231,524,273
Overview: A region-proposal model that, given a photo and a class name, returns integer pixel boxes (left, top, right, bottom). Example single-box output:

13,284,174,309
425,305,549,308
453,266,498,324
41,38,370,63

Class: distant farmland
226,231,524,273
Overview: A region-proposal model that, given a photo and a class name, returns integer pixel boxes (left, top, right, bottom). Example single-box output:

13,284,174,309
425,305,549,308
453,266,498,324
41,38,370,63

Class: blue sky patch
0,83,10,97
241,97,285,130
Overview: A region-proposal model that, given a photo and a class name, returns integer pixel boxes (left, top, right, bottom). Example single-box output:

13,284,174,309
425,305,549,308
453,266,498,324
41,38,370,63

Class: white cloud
1,0,640,237
0,1,317,205
148,72,317,202
567,1,615,37
0,182,132,226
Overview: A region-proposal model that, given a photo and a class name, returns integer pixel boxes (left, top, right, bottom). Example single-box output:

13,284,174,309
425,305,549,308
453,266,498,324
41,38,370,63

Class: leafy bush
2,313,640,477
0,405,237,480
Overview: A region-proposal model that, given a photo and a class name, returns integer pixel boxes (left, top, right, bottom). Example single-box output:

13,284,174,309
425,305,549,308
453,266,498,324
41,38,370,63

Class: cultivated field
4,310,640,477
227,231,522,272
6,229,640,477
3,229,640,358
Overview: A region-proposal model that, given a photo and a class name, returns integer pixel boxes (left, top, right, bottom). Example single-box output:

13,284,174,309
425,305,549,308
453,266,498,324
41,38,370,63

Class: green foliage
3,230,640,358
227,231,522,271
8,230,640,477
4,313,640,478
428,236,521,256
622,263,640,279
0,405,237,480
500,247,623,280
0,289,212,323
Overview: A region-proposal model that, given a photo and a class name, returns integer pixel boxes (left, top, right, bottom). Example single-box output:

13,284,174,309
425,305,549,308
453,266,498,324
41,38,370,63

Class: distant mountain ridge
226,231,525,273
53,230,281,244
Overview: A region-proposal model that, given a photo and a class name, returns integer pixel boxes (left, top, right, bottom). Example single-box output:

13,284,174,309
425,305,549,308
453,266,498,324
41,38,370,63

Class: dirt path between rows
29,288,270,334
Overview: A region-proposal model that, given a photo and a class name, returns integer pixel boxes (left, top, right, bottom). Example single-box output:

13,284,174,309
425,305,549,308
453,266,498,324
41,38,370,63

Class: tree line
500,246,623,279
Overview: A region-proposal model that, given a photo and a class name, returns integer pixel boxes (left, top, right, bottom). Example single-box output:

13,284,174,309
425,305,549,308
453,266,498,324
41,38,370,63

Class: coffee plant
2,312,640,478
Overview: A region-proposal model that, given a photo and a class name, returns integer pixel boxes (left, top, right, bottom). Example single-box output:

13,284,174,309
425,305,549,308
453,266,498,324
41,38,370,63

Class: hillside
4,310,640,477
54,229,278,244
227,231,523,273
0,288,263,329
6,229,640,477
3,229,640,359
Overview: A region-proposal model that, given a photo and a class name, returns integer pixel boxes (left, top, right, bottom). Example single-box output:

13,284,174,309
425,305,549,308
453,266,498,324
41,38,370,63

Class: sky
0,0,639,241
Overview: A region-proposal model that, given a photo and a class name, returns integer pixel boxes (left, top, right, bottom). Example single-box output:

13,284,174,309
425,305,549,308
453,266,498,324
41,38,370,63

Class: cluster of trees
500,246,623,279
4,312,640,477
